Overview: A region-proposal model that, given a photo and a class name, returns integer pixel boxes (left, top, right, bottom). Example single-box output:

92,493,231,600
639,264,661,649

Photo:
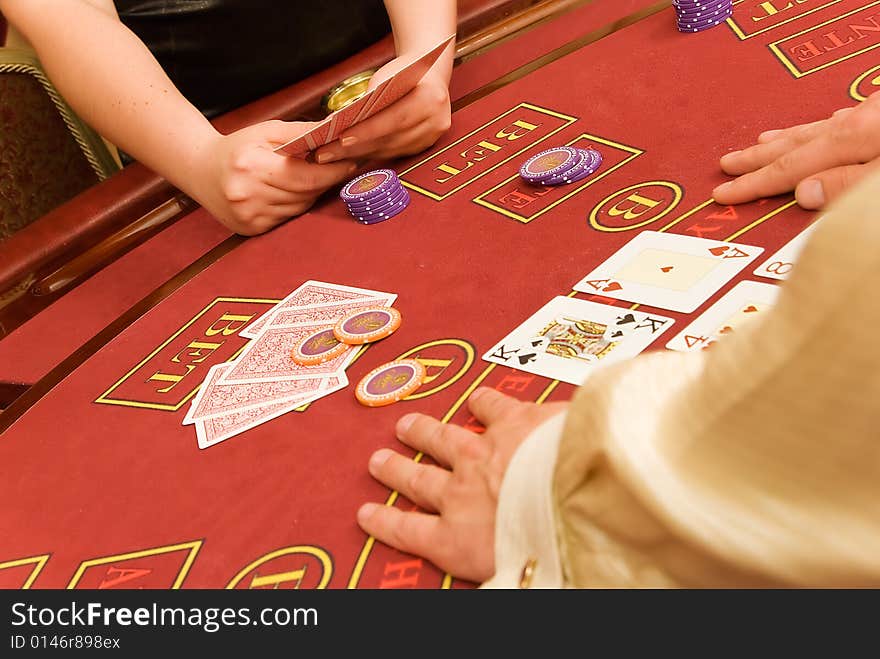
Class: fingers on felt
394,414,472,468
714,126,877,205
756,118,828,144
720,104,872,178
796,162,880,210
356,502,442,559
720,123,825,176
367,448,449,513
466,387,523,426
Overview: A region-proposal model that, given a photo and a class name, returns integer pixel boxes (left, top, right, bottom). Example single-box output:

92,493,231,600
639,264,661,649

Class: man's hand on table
194,120,357,236
713,91,880,210
357,388,568,584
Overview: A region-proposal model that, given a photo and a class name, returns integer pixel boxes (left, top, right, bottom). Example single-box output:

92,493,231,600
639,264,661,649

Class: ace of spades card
573,231,764,312
482,296,674,385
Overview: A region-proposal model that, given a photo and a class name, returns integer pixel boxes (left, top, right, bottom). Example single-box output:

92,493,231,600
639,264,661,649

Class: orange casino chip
333,307,401,345
355,359,426,407
290,327,349,366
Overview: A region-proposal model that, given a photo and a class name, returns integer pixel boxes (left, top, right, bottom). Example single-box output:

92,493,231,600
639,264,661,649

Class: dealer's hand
314,55,452,165
713,92,880,210
194,121,356,236
357,388,568,583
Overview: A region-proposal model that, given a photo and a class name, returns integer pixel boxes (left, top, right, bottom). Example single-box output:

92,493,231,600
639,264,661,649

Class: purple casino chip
345,186,409,212
354,196,410,224
541,148,602,186
346,196,408,219
673,0,730,8
539,148,596,185
536,148,590,185
351,191,410,217
340,169,402,202
676,1,730,19
674,0,731,31
677,5,729,20
519,146,582,183
677,10,731,31
674,0,730,10
678,10,729,25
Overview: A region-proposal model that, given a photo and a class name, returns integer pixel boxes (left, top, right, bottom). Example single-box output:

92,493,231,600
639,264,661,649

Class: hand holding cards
274,35,455,157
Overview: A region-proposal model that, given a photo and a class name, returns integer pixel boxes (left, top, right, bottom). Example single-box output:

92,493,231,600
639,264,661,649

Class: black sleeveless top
115,1,391,118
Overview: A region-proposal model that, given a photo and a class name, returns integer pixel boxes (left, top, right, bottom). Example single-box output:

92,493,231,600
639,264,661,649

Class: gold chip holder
321,68,378,115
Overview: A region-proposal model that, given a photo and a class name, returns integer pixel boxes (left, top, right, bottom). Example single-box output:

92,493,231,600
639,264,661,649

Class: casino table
1,0,878,589
0,0,660,394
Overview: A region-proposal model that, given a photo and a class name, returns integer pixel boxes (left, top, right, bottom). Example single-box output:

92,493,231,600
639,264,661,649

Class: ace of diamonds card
573,231,764,312
482,296,674,385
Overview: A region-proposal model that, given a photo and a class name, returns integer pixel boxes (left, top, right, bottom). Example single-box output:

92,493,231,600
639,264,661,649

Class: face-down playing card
482,296,674,385
183,362,332,424
573,231,764,312
185,280,399,449
194,375,347,449
240,281,397,339
223,321,359,385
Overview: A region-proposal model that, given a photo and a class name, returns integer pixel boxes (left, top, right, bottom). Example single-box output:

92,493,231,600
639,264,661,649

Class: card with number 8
753,221,820,281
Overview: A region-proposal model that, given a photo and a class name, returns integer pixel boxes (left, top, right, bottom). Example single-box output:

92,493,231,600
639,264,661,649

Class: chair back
0,47,119,241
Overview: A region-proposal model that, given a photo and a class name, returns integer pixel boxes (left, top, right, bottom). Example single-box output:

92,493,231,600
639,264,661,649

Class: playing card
280,76,395,153
195,398,296,449
324,77,393,142
753,221,820,281
183,362,330,424
274,35,454,157
222,322,358,385
293,118,335,153
195,376,346,449
259,297,397,337
482,296,674,385
240,281,397,338
602,311,641,341
349,37,451,122
573,231,764,312
665,280,780,351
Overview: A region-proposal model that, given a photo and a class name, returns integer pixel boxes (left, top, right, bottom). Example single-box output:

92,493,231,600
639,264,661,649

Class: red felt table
0,0,659,389
1,0,878,590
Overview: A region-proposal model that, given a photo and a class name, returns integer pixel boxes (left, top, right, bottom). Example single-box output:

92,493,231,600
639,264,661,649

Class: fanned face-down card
274,35,455,157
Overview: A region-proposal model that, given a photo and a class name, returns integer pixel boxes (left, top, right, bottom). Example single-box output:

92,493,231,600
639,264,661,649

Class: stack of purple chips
519,146,603,187
339,168,411,225
674,0,732,33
